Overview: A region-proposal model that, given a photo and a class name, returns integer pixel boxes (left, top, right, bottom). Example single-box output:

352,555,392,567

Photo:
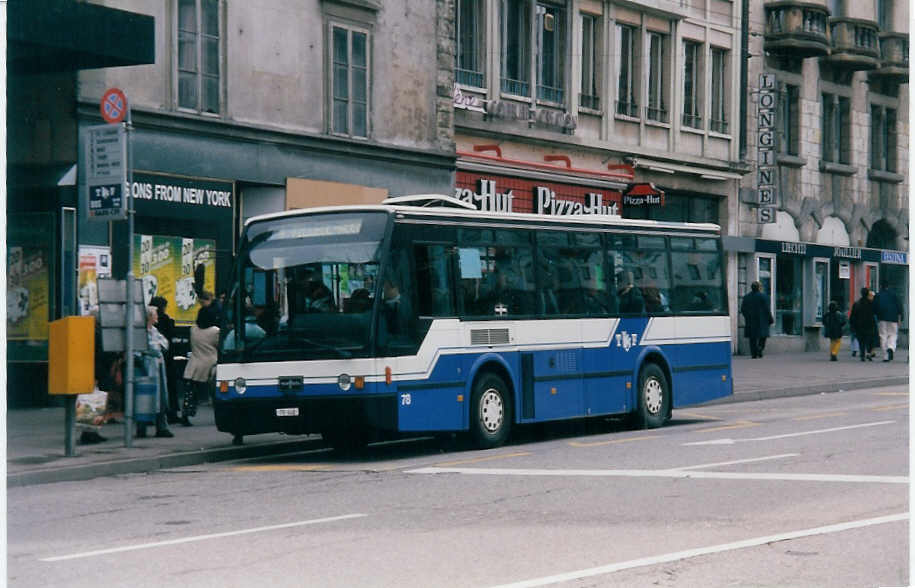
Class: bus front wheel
636,363,669,429
470,373,512,449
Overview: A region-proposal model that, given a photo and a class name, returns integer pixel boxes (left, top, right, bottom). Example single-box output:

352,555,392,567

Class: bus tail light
354,376,365,390
385,366,392,385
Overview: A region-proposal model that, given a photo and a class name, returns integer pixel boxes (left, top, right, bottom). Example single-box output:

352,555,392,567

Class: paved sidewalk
6,348,909,487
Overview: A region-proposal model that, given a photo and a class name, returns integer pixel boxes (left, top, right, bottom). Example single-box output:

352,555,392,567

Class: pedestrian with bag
182,291,220,425
740,281,774,359
822,300,847,361
150,296,180,424
136,306,174,438
873,282,903,362
849,288,877,362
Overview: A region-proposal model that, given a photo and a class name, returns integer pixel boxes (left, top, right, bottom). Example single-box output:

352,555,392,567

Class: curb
7,436,326,488
7,377,908,487
705,376,909,405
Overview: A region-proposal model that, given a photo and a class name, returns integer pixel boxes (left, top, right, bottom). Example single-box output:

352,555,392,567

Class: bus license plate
276,408,299,417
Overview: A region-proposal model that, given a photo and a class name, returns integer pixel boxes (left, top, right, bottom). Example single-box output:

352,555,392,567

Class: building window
456,0,485,87
624,193,718,224
501,0,532,96
646,32,668,123
579,13,600,110
822,94,850,164
330,25,369,138
778,83,800,155
682,40,702,128
536,2,565,103
877,0,891,29
871,105,897,172
709,47,728,133
615,23,639,117
177,0,220,114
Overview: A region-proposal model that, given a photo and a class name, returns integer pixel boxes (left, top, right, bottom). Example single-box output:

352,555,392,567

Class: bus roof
243,196,721,234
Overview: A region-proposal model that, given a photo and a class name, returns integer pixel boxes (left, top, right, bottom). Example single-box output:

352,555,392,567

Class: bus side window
414,244,455,316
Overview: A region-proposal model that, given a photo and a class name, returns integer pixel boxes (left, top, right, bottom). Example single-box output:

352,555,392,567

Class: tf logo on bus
615,331,639,352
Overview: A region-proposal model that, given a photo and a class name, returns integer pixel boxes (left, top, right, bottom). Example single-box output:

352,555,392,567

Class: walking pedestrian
822,300,846,361
740,281,774,359
873,282,903,362
849,287,877,362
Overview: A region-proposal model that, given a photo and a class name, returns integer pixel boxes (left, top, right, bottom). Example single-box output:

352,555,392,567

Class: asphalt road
8,385,909,588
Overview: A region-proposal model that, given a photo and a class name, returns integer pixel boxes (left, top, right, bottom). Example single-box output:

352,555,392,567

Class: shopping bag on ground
76,389,109,431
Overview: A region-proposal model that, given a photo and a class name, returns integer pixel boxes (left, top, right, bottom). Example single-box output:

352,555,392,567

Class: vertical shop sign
757,73,777,224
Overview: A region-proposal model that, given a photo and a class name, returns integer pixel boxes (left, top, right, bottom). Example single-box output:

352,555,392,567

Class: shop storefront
733,238,908,353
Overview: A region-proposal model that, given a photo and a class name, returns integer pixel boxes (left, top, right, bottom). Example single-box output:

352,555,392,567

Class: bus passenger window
414,245,454,316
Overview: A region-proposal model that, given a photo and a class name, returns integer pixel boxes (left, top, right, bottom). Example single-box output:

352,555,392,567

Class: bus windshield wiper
287,333,353,359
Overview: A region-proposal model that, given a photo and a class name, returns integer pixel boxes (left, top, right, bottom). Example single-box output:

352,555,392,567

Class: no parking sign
100,87,128,124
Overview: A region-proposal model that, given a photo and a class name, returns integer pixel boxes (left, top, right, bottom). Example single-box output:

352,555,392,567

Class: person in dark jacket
849,287,877,362
873,283,903,361
822,300,847,361
740,281,773,359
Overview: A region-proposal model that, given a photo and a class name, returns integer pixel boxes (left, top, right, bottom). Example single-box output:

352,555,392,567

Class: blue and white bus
215,195,732,448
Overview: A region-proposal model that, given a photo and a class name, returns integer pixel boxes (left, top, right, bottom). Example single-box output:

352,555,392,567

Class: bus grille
470,328,510,346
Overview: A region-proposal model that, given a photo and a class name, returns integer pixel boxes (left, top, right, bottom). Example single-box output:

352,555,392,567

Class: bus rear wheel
636,363,669,429
470,373,512,449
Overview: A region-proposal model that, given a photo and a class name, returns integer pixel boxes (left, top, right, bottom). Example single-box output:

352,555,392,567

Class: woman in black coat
849,288,876,361
822,300,847,361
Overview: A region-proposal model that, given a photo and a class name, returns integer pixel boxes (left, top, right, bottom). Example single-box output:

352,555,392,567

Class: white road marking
673,453,799,471
488,513,909,588
683,420,895,446
40,513,367,562
406,467,907,484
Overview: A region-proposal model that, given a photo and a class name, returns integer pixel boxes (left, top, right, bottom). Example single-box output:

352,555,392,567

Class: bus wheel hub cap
645,379,663,415
480,389,504,432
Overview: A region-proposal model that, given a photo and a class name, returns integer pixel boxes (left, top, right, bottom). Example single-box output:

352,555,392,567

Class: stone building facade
734,0,909,354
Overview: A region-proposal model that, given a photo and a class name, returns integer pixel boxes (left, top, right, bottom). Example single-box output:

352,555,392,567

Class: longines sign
757,73,777,224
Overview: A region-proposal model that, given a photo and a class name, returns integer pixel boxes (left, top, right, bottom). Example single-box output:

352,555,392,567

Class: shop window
330,24,370,138
682,40,702,128
456,0,485,87
709,47,729,133
774,255,802,335
615,23,639,117
822,93,851,164
579,12,600,110
646,32,669,123
177,0,220,114
778,83,800,156
870,105,897,173
624,193,719,224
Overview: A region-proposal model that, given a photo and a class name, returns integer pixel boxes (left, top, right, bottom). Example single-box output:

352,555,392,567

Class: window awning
7,0,155,74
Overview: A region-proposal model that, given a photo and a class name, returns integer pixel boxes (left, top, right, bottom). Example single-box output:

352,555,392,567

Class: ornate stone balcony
871,32,909,82
824,18,880,70
764,1,831,58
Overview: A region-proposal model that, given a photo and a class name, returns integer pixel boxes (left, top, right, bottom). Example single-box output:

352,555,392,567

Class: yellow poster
134,234,215,325
7,246,50,340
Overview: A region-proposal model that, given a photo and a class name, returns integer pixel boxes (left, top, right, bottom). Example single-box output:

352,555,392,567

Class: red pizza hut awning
622,183,665,206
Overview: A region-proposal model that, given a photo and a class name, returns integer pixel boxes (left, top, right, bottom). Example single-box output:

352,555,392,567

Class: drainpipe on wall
739,0,749,161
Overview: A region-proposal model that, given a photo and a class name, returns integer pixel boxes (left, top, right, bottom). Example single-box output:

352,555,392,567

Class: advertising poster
7,245,51,340
78,246,112,316
133,234,215,324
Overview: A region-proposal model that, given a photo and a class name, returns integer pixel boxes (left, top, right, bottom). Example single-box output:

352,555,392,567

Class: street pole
124,108,135,448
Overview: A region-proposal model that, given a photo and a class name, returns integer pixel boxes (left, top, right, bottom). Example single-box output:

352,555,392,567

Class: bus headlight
234,377,247,395
337,373,352,392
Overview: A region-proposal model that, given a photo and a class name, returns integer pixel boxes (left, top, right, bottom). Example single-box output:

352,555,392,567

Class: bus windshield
225,211,389,360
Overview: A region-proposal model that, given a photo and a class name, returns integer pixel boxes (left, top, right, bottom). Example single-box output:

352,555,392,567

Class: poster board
132,234,216,324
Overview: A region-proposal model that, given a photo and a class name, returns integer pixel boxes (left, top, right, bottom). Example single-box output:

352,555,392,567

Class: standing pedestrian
873,282,903,362
137,306,174,438
822,300,846,361
150,296,179,424
182,292,220,425
849,287,877,362
740,281,774,359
